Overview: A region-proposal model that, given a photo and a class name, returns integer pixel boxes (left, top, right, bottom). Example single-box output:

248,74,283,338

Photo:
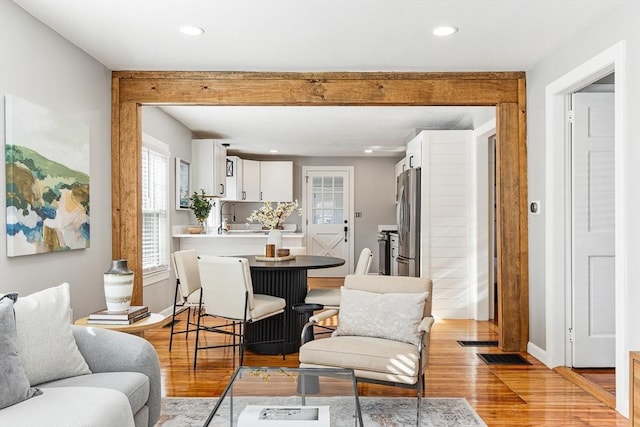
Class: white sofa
0,284,161,427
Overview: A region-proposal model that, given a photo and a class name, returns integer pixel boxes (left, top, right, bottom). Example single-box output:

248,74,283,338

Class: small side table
74,313,167,336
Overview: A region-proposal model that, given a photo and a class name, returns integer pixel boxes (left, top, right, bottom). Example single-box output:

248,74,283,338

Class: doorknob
344,220,348,242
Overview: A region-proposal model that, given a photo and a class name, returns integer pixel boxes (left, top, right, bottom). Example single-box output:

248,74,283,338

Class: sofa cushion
299,335,420,382
0,386,135,427
39,371,149,415
0,294,42,409
332,287,428,345
14,283,91,385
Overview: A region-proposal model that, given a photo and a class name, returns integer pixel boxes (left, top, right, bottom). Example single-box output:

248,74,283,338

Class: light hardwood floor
143,279,628,426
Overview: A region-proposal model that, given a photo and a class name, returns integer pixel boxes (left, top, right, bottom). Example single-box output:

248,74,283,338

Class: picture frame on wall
176,157,190,210
5,95,91,256
226,158,234,177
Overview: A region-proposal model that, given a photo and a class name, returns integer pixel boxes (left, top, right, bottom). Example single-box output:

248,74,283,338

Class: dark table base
245,269,308,354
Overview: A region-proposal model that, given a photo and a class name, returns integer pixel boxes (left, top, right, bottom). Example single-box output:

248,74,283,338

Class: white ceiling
159,105,494,157
13,0,624,156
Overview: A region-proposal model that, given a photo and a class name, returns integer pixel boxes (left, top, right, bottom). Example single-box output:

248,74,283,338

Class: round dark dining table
240,254,345,354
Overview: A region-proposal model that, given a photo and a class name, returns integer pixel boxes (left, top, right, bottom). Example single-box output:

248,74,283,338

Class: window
311,176,344,224
142,134,170,284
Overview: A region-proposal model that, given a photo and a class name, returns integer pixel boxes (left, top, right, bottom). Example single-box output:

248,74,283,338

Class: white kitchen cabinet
242,159,261,201
406,133,423,169
260,161,293,202
225,157,260,201
224,156,242,200
192,139,227,197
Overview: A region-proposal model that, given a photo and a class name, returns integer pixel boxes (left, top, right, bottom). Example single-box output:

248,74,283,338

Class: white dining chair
194,256,286,368
169,250,203,351
305,247,373,309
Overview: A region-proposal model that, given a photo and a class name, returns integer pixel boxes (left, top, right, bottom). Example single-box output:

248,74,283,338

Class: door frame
544,41,627,412
301,166,355,274
111,70,528,352
471,118,496,321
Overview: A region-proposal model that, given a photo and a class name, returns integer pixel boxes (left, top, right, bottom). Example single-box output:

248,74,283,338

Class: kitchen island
174,230,305,256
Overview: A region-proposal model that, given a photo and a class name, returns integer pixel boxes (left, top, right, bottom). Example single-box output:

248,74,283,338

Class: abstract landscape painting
5,95,90,257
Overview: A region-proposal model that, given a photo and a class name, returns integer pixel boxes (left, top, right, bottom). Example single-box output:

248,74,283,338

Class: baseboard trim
527,341,547,367
555,366,616,409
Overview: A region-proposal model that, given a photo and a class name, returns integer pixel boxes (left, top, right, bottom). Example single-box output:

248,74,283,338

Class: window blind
142,138,169,276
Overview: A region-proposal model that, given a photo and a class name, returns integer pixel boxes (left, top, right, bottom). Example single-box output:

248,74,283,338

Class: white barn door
303,166,354,277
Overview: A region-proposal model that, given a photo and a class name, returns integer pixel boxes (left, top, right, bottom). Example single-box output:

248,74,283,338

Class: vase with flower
247,200,302,250
188,189,213,234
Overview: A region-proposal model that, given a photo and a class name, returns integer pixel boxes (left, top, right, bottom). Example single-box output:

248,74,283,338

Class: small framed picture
226,158,234,177
176,158,191,210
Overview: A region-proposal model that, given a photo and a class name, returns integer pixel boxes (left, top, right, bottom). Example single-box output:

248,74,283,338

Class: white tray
255,255,296,262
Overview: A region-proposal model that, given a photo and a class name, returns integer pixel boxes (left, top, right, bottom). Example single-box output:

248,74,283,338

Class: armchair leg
239,321,246,366
416,374,425,426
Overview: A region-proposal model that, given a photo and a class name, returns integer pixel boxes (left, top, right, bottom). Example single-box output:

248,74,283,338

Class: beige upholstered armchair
298,274,433,426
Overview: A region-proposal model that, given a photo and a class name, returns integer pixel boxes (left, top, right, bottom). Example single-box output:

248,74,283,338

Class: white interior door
303,167,354,277
571,91,615,368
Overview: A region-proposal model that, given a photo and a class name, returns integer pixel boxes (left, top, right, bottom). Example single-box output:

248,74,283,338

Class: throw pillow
332,287,428,346
13,283,91,386
0,294,42,409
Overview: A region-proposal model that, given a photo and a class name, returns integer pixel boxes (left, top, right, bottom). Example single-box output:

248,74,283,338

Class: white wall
526,1,640,414
419,131,473,319
222,154,399,272
142,107,195,312
0,1,112,318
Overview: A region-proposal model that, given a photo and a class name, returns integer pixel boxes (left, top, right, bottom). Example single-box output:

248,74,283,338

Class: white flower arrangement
247,200,302,230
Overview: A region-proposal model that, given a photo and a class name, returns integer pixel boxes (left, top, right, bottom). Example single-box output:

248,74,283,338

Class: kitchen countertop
174,232,304,238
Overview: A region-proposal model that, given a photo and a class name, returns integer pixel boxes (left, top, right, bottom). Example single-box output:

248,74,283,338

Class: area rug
158,396,487,426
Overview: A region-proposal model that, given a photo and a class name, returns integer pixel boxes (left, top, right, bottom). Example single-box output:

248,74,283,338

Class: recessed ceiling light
432,25,458,37
269,149,279,153
179,26,204,36
364,149,373,154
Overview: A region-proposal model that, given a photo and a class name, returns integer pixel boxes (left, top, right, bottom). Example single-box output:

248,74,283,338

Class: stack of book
87,305,150,325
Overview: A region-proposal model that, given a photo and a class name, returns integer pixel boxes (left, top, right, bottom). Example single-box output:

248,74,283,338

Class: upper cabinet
224,158,293,202
260,161,293,202
242,159,261,201
225,157,261,201
405,133,423,169
191,139,227,197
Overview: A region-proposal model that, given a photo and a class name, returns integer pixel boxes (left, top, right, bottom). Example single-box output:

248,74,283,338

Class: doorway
302,166,354,277
111,71,529,353
544,41,627,413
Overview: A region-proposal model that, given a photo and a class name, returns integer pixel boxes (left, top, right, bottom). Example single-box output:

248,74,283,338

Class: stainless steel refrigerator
396,168,421,277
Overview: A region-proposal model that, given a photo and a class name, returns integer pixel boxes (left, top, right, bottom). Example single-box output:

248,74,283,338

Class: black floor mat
457,340,499,347
477,353,532,365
